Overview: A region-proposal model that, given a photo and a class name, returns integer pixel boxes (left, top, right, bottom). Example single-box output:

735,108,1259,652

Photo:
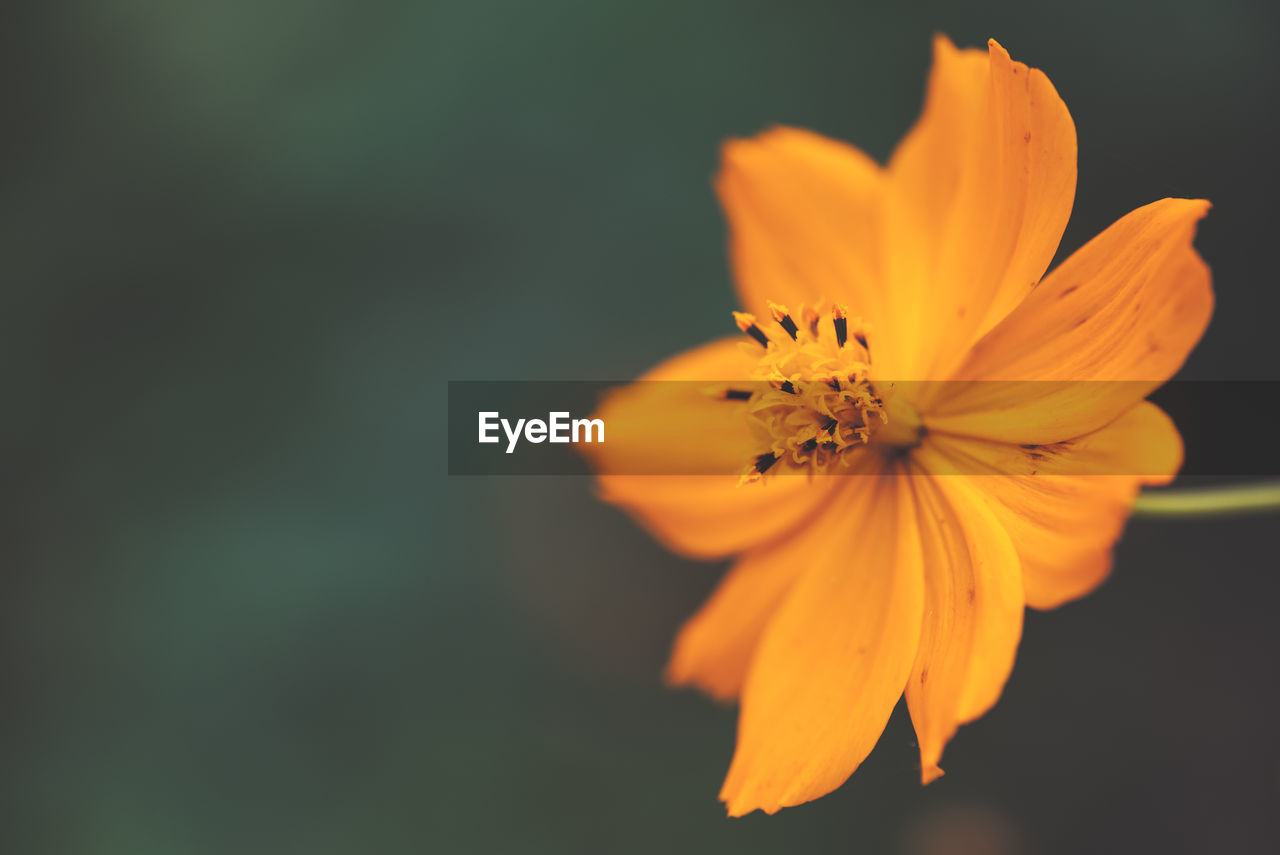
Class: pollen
728,302,887,483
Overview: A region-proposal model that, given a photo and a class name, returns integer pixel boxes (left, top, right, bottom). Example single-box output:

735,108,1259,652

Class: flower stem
1133,481,1280,518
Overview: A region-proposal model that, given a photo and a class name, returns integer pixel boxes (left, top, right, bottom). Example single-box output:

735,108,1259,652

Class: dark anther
834,316,848,347
799,437,818,454
853,331,868,350
754,452,780,474
819,416,838,433
778,380,797,395
742,323,769,347
723,388,753,401
828,377,841,391
778,313,799,340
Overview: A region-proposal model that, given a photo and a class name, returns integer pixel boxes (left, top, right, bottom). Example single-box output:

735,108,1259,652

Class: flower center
724,302,921,483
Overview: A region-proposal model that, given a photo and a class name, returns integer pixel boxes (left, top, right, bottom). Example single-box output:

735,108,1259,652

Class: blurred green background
4,1,1279,852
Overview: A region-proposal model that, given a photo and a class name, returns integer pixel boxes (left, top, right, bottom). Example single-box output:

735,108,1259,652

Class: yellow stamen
733,311,770,347
726,304,894,480
767,301,800,340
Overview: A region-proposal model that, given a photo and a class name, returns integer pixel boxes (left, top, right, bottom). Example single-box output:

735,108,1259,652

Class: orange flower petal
717,126,887,326
925,198,1212,442
586,338,838,558
597,474,837,560
719,474,924,816
665,550,803,704
917,402,1182,609
882,36,1077,380
903,474,1023,785
666,455,885,701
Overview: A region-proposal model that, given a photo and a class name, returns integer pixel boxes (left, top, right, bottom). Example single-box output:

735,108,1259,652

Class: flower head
583,37,1211,815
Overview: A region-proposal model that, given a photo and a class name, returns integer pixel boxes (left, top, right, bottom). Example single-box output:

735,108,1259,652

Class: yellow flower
582,36,1211,815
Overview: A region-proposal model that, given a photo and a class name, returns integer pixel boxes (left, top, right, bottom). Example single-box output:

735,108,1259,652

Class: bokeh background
5,1,1280,852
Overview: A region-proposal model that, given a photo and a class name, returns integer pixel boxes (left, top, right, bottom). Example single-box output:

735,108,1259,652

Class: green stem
1133,481,1280,518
